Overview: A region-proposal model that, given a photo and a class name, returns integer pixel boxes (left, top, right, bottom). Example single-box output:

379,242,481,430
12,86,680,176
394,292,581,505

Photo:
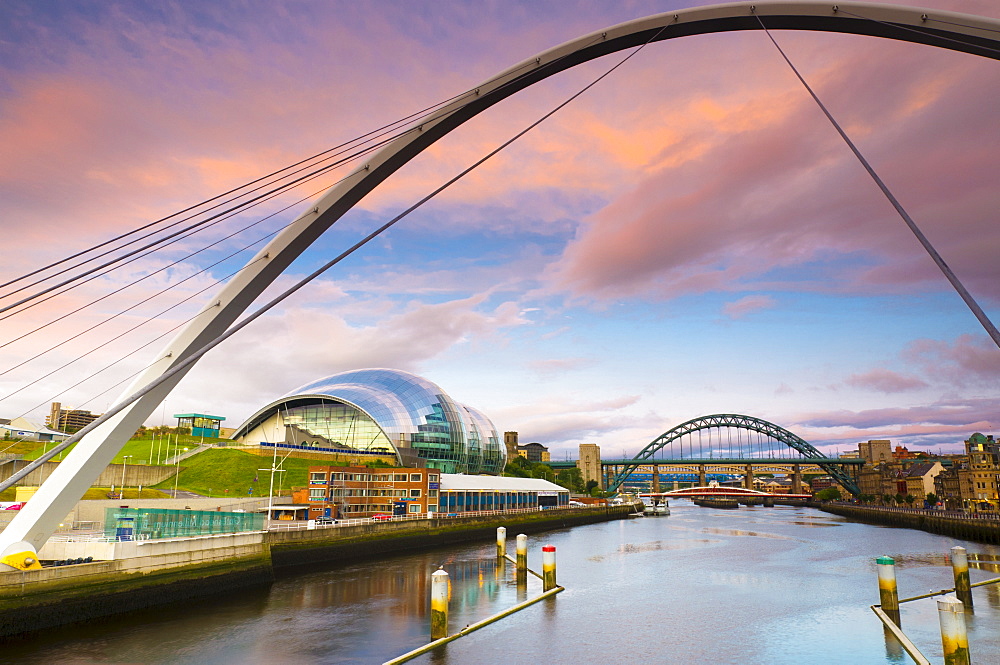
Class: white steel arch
3,1,1000,569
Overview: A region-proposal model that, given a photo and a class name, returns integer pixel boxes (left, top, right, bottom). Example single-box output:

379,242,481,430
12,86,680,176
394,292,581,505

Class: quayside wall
817,504,1000,545
0,505,632,638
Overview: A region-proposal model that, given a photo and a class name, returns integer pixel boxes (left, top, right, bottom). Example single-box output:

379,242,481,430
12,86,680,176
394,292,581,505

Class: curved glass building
232,369,505,475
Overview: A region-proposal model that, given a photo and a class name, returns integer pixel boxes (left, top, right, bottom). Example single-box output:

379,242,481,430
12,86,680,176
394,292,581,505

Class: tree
555,467,585,493
815,487,842,501
926,493,939,506
882,494,893,505
585,480,599,495
904,494,915,506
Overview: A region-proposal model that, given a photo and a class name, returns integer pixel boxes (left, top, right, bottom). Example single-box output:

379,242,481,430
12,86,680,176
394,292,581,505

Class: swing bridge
548,414,865,495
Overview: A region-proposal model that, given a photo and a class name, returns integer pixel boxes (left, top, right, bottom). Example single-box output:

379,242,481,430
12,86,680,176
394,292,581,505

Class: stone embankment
0,504,633,638
817,503,1000,545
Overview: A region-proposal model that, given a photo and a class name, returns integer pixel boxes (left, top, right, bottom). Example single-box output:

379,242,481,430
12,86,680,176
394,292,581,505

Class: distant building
934,464,972,511
517,442,550,463
0,417,69,443
858,440,892,464
504,431,519,460
578,444,602,488
174,413,225,439
966,432,999,511
904,461,945,499
46,402,100,434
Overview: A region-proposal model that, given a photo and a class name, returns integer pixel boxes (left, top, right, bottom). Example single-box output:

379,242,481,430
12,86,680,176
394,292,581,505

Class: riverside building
232,369,506,475
300,466,570,520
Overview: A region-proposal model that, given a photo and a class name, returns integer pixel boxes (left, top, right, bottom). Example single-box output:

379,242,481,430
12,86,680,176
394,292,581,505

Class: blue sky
1,0,998,459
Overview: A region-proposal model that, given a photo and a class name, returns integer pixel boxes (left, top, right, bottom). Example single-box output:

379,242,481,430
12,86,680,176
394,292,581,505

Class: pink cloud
845,369,928,393
721,295,776,319
903,334,1000,387
544,27,1000,303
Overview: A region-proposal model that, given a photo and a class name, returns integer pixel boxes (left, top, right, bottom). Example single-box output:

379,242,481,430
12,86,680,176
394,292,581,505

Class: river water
4,503,1000,664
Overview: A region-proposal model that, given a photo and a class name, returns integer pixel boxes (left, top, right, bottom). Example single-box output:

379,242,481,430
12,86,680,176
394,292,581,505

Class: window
428,504,438,512
428,474,439,482
428,490,437,498
394,474,407,482
410,473,422,482
331,473,344,481
308,489,325,500
309,472,327,483
409,503,421,513
409,489,421,498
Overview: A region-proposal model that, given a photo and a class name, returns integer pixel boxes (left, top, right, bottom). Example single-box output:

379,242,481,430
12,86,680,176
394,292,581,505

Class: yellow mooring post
876,556,901,626
497,526,506,559
516,533,528,584
951,546,973,610
937,595,971,665
542,545,557,591
430,567,449,641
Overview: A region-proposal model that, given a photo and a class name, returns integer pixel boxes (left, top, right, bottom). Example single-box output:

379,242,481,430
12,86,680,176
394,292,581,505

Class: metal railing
830,501,1000,522
265,505,578,532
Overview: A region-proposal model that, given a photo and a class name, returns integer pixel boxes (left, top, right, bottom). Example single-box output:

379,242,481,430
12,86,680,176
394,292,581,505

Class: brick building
301,466,436,520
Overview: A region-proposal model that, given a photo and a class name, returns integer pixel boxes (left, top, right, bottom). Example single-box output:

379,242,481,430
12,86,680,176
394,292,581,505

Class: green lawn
152,448,325,497
19,433,233,464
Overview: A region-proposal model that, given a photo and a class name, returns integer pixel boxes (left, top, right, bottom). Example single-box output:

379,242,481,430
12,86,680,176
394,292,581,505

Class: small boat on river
642,499,670,516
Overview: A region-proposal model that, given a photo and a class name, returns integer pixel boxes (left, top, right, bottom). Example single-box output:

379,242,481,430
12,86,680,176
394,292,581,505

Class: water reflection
3,505,1000,664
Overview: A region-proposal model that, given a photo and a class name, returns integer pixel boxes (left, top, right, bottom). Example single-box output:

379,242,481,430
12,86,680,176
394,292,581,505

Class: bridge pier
792,464,803,495
698,465,707,487
744,465,754,491
652,465,660,494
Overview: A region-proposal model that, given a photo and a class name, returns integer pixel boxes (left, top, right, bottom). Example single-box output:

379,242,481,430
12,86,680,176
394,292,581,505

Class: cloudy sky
1,0,998,460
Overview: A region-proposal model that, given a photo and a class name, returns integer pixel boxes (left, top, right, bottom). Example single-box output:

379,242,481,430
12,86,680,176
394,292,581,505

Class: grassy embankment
17,433,232,465
153,448,396,498
4,433,395,499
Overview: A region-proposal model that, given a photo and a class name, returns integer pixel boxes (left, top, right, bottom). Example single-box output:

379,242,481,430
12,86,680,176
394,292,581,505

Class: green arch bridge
546,414,863,495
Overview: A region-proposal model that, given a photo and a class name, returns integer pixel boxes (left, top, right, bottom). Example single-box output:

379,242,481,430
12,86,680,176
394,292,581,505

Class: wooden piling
542,545,556,591
937,595,970,665
877,556,900,626
430,567,449,640
496,526,506,559
516,533,528,585
951,546,973,610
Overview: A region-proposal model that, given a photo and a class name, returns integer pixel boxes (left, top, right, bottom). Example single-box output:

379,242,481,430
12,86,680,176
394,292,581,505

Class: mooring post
516,533,528,584
876,556,901,626
496,526,506,559
542,545,557,591
430,566,449,641
950,546,973,610
937,595,971,665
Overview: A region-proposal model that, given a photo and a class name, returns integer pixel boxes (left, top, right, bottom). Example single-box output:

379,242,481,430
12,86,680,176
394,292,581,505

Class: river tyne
4,503,1000,664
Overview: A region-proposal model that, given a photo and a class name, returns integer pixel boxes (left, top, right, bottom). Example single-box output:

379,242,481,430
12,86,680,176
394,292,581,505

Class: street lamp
173,448,188,496
119,456,132,499
258,465,286,530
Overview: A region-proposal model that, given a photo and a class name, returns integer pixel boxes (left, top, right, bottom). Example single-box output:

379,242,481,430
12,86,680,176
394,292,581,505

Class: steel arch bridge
3,1,999,569
606,414,861,495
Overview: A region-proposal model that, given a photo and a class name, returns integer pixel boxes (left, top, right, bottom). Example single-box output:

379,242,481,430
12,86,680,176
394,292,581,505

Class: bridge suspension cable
753,10,1000,351
0,23,663,492
0,30,614,417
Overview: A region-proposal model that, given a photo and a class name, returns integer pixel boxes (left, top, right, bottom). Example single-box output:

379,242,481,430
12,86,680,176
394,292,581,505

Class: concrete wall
0,459,176,488
818,504,1000,545
39,531,265,561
